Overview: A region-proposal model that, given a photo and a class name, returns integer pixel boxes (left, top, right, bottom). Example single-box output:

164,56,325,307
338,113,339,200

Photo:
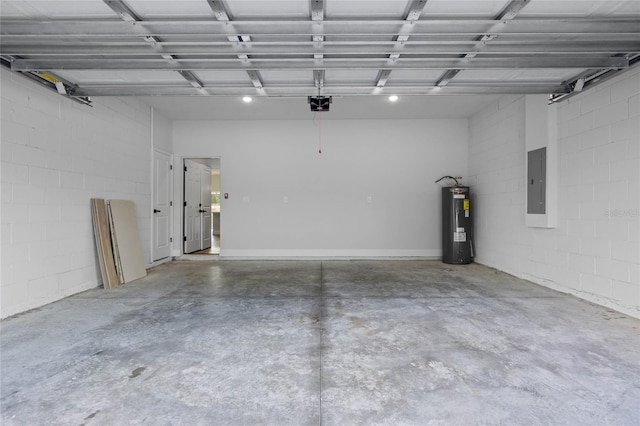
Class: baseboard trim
220,249,441,259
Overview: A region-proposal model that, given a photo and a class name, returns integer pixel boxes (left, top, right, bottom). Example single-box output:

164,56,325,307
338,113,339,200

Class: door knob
153,209,161,213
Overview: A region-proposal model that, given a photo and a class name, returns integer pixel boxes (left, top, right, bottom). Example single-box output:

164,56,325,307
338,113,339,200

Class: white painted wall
1,68,153,318
469,68,640,318
152,108,173,153
173,119,468,257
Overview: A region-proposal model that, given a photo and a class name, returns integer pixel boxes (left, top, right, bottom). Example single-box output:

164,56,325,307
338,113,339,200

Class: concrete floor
1,260,639,425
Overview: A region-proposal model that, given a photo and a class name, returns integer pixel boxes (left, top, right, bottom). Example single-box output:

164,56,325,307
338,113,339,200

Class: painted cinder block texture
1,68,152,318
469,67,640,318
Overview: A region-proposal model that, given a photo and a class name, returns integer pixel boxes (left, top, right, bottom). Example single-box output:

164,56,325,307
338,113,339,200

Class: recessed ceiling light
388,95,399,102
242,96,253,103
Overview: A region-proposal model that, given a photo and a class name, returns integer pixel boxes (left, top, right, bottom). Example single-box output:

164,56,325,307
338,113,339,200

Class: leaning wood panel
90,198,119,289
107,202,124,284
107,200,147,283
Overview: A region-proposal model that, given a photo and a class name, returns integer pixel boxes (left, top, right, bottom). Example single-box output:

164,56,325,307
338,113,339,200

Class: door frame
150,148,173,264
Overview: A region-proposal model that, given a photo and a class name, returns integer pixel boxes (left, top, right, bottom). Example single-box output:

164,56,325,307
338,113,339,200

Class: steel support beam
3,19,639,37
0,39,640,59
11,57,628,71
310,0,325,92
376,0,429,89
313,70,325,90
69,82,570,97
434,0,531,87
310,0,324,21
3,42,639,57
206,0,265,93
2,4,637,100
102,0,203,89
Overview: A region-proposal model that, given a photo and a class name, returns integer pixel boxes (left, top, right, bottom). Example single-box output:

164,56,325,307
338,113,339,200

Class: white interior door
152,150,172,261
201,166,212,250
184,159,202,254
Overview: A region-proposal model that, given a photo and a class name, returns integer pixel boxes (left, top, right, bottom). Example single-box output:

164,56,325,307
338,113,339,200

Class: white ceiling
1,0,639,116
141,93,501,120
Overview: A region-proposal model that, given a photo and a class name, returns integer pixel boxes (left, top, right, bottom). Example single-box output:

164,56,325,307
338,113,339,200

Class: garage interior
1,0,639,424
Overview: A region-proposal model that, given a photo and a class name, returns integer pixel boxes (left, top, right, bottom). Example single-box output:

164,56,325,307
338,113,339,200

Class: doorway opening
183,157,221,255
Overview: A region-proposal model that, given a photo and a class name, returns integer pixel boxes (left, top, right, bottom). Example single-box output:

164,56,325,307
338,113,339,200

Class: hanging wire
435,176,460,186
311,111,322,154
318,110,322,154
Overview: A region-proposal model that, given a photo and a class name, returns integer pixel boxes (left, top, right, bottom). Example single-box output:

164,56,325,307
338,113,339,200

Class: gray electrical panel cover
527,147,546,214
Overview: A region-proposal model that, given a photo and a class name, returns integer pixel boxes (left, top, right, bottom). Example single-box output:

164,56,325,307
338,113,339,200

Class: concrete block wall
1,68,153,318
469,67,640,318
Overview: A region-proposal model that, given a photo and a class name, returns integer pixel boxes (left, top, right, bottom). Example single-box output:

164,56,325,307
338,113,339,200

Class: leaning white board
108,200,147,283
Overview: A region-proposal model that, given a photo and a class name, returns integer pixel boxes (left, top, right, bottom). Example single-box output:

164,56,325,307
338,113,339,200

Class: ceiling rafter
375,0,428,89
434,0,531,88
69,82,570,98
1,0,638,99
206,0,265,93
4,42,638,56
102,0,204,90
3,19,639,37
11,57,628,72
311,0,325,92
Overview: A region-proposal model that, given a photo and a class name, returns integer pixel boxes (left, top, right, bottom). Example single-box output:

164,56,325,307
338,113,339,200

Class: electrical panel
527,147,546,214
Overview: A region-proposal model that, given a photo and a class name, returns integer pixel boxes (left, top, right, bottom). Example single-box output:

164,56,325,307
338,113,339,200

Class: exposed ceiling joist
376,0,429,89
310,0,324,21
3,19,639,37
434,0,530,88
405,0,429,21
245,69,264,89
435,69,461,88
310,0,325,90
1,0,637,99
313,70,325,91
4,42,638,56
375,70,392,88
102,0,204,89
207,0,265,93
11,57,628,72
70,82,569,98
206,0,231,21
102,0,139,22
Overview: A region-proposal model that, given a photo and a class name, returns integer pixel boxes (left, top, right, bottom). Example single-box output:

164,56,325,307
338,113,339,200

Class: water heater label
454,194,465,199
454,232,467,242
464,199,470,210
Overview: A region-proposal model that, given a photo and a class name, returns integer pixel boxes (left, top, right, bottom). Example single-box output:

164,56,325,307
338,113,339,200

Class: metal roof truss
1,0,638,103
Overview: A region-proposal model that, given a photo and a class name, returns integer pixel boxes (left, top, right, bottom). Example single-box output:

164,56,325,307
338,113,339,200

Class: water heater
442,186,473,264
